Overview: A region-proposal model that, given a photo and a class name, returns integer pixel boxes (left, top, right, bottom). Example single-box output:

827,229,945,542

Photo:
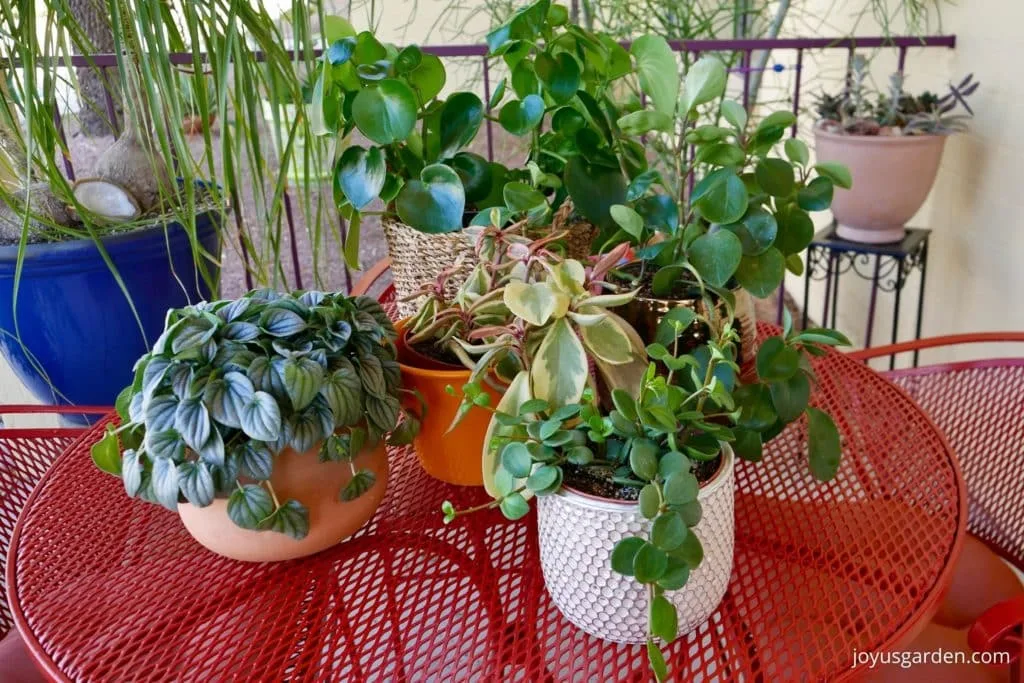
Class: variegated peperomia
91,289,417,540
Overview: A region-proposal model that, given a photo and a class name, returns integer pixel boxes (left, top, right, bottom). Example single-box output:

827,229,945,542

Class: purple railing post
790,48,804,138
101,67,120,138
281,190,303,289
482,56,495,163
897,45,908,75
52,106,75,181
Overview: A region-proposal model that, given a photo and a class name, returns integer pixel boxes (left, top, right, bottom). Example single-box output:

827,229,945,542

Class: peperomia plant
443,270,849,681
91,290,416,539
605,52,851,300
309,19,510,266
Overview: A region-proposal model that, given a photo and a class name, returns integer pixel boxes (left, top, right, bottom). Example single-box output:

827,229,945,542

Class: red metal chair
0,406,106,681
851,335,1024,678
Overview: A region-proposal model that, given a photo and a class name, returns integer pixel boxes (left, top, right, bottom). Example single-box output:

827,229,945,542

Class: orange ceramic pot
178,437,387,562
396,320,502,487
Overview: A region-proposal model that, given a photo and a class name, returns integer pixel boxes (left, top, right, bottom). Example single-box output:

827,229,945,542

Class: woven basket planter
536,445,735,644
382,203,598,319
382,217,477,319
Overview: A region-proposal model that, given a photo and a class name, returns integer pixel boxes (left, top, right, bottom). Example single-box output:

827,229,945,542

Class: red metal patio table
5,304,966,682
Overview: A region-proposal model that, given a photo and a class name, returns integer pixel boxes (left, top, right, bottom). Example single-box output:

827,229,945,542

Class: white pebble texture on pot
536,446,735,644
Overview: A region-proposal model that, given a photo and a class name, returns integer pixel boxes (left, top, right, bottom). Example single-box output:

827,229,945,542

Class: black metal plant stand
802,225,931,370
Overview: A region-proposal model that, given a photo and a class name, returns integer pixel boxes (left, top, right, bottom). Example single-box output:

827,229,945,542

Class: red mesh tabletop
7,318,966,682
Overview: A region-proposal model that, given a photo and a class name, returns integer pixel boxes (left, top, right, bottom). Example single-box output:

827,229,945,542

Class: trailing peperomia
442,270,848,681
91,290,417,539
309,19,510,266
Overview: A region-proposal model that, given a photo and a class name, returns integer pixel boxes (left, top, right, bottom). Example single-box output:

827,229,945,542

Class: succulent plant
91,290,415,539
816,54,979,136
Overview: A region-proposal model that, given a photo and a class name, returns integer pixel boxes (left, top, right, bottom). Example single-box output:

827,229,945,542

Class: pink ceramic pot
815,126,946,243
178,438,388,562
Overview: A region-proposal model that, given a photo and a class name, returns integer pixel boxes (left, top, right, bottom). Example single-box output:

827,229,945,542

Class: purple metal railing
49,35,955,308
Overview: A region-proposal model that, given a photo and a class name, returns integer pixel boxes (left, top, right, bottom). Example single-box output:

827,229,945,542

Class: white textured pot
537,446,735,643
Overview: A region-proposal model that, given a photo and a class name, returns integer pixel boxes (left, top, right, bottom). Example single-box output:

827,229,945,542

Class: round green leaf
798,176,835,212
352,79,418,145
631,35,679,116
672,530,704,569
775,206,815,255
756,336,800,381
334,145,386,210
448,152,493,205
770,372,811,423
617,110,672,136
784,138,810,166
405,54,446,106
664,471,699,505
551,106,585,135
611,537,646,576
503,181,547,212
395,164,466,234
657,560,691,590
652,512,687,551
658,451,690,479
501,441,533,478
721,100,747,131
737,208,778,255
692,169,748,225
610,204,644,239
814,162,853,190
394,45,422,73
564,156,627,231
511,59,540,98
500,492,531,520
679,55,728,115
178,461,214,507
526,464,559,492
688,229,743,288
733,429,764,463
639,483,660,520
629,439,660,481
735,247,786,298
650,595,679,642
439,92,484,159
807,407,842,481
326,37,356,66
696,143,744,167
498,95,545,135
535,51,581,105
755,158,796,197
634,542,669,583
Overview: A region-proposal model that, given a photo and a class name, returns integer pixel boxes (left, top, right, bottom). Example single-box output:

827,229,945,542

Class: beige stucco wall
788,1,1017,366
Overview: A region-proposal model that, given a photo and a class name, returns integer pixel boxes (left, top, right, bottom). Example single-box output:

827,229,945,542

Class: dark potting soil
562,453,724,502
408,339,464,368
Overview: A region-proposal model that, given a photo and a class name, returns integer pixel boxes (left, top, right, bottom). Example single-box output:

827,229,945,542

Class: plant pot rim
0,179,224,262
395,318,472,379
559,444,734,509
813,124,948,144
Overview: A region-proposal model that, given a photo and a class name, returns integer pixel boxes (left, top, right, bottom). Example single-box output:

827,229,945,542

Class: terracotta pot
178,438,387,562
814,126,946,243
395,320,501,486
536,445,735,643
621,287,758,378
182,114,216,136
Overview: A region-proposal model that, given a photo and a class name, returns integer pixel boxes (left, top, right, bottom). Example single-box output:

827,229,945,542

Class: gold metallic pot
621,288,759,379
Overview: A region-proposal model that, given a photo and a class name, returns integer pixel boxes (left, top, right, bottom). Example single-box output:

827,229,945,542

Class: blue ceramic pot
0,209,221,415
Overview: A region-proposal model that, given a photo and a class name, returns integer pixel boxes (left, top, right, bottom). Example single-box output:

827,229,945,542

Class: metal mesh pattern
7,305,965,682
0,429,78,638
888,360,1024,571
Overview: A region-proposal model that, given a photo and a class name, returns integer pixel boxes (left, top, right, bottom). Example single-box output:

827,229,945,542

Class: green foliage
316,23,508,245
92,290,412,538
